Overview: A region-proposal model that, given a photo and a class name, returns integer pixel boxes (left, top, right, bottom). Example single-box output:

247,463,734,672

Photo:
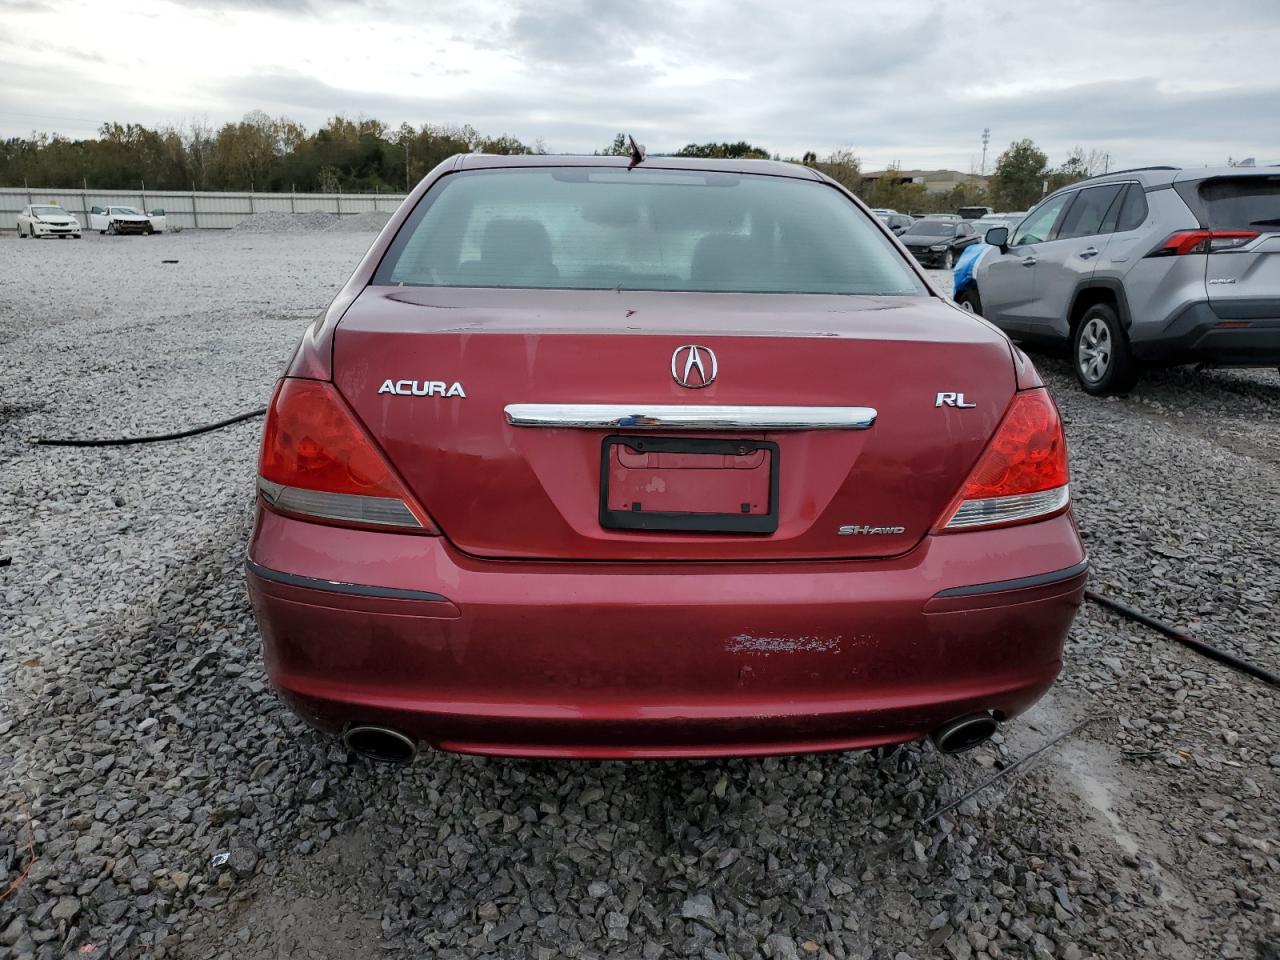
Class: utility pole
404,139,411,192
980,128,990,177
1103,153,1110,174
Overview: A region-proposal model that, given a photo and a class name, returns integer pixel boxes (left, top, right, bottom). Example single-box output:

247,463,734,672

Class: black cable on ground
1086,588,1279,689
28,407,266,448
923,715,1104,825
20,413,1280,692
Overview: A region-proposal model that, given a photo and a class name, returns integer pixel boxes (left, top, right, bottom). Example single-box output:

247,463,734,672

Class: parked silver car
959,166,1280,393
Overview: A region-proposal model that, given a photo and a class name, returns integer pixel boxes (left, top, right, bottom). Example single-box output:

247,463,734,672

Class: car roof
1045,164,1280,199
456,153,821,181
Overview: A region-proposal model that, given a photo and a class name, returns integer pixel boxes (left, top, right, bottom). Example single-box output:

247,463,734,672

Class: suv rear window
375,168,926,296
1199,177,1280,230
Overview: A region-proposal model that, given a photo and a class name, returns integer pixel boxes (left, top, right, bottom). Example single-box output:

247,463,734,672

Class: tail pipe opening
343,724,419,764
930,713,999,755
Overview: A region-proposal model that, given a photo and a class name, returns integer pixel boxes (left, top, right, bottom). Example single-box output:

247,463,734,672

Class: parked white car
88,205,154,235
16,204,82,239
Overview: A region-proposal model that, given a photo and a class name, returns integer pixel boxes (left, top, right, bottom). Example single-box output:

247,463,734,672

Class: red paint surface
248,508,1085,758
253,154,1086,758
332,287,1017,561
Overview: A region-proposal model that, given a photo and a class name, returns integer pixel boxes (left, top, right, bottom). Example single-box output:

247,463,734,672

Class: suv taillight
257,378,437,533
1146,229,1258,256
936,388,1070,532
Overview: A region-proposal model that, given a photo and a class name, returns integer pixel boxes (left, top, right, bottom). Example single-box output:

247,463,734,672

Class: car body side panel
1026,232,1112,338
976,246,1037,328
1120,257,1211,345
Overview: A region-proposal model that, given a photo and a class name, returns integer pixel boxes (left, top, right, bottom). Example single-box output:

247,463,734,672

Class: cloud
1,0,1278,168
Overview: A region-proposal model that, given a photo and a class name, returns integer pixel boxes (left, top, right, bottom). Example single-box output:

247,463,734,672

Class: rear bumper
1133,300,1280,365
246,508,1087,759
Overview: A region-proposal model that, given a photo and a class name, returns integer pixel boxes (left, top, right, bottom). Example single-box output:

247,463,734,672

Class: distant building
861,168,988,195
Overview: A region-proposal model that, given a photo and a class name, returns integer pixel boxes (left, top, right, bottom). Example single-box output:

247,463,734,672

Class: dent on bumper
246,508,1086,758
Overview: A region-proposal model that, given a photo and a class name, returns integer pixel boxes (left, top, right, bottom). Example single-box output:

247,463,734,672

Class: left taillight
257,378,438,533
936,388,1070,532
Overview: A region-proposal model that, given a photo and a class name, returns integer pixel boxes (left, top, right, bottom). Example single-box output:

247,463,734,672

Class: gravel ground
230,211,392,233
1,236,1277,960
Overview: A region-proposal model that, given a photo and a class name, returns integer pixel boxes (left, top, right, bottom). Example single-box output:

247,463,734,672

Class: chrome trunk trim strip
504,404,877,431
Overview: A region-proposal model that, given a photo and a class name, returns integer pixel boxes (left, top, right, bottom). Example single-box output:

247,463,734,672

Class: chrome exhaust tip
342,725,418,764
930,713,998,755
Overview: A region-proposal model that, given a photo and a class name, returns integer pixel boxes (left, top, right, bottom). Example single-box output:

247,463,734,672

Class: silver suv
958,166,1280,393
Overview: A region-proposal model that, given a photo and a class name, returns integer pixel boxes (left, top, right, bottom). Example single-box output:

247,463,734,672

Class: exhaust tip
343,724,418,764
930,713,998,755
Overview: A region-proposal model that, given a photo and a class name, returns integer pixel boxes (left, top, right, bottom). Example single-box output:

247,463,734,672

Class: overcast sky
2,0,1278,171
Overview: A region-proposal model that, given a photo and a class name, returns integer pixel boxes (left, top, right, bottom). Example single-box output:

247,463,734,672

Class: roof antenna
627,134,646,169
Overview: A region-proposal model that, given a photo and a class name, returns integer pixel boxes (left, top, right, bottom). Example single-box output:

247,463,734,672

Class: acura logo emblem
671,345,717,389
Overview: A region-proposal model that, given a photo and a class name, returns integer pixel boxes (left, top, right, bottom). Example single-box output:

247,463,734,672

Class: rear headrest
691,233,762,284
482,218,554,264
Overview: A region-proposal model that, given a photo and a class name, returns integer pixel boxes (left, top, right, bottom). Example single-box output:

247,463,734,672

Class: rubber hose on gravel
29,407,266,447
24,408,1280,693
1086,589,1279,689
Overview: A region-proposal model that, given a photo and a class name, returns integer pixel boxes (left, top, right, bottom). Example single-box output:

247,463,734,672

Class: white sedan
16,204,82,239
88,205,154,235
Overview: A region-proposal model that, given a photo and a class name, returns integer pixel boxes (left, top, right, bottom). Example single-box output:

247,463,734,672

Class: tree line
0,112,541,194
2,112,1095,213
613,136,1100,214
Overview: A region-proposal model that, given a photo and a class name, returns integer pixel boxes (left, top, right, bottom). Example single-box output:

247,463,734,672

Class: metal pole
290,185,295,213
191,186,199,230
140,179,146,214
248,181,255,214
336,192,342,218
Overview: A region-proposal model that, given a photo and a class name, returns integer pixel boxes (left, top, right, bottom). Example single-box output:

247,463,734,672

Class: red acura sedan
247,154,1086,761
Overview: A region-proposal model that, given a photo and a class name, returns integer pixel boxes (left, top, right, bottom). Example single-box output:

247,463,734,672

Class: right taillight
936,388,1070,532
1146,229,1258,256
257,378,438,533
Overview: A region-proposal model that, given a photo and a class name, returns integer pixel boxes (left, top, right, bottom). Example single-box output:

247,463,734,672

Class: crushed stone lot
1,232,1277,960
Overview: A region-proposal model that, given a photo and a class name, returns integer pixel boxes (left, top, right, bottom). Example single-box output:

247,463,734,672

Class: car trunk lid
334,287,1016,561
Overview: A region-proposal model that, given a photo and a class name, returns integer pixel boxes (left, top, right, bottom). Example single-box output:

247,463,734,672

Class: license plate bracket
599,435,779,534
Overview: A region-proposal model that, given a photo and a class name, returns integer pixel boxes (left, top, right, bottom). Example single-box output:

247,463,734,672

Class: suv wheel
1074,304,1139,395
955,287,983,315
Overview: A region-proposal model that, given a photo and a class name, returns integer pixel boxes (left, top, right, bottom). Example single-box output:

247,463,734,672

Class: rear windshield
904,222,955,237
1199,177,1280,230
375,168,926,295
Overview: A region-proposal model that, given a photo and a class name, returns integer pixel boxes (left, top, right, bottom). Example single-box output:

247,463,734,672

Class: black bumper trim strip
246,559,451,603
933,560,1089,599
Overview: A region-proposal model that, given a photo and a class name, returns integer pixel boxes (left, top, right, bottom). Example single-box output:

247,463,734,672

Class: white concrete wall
0,188,408,231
